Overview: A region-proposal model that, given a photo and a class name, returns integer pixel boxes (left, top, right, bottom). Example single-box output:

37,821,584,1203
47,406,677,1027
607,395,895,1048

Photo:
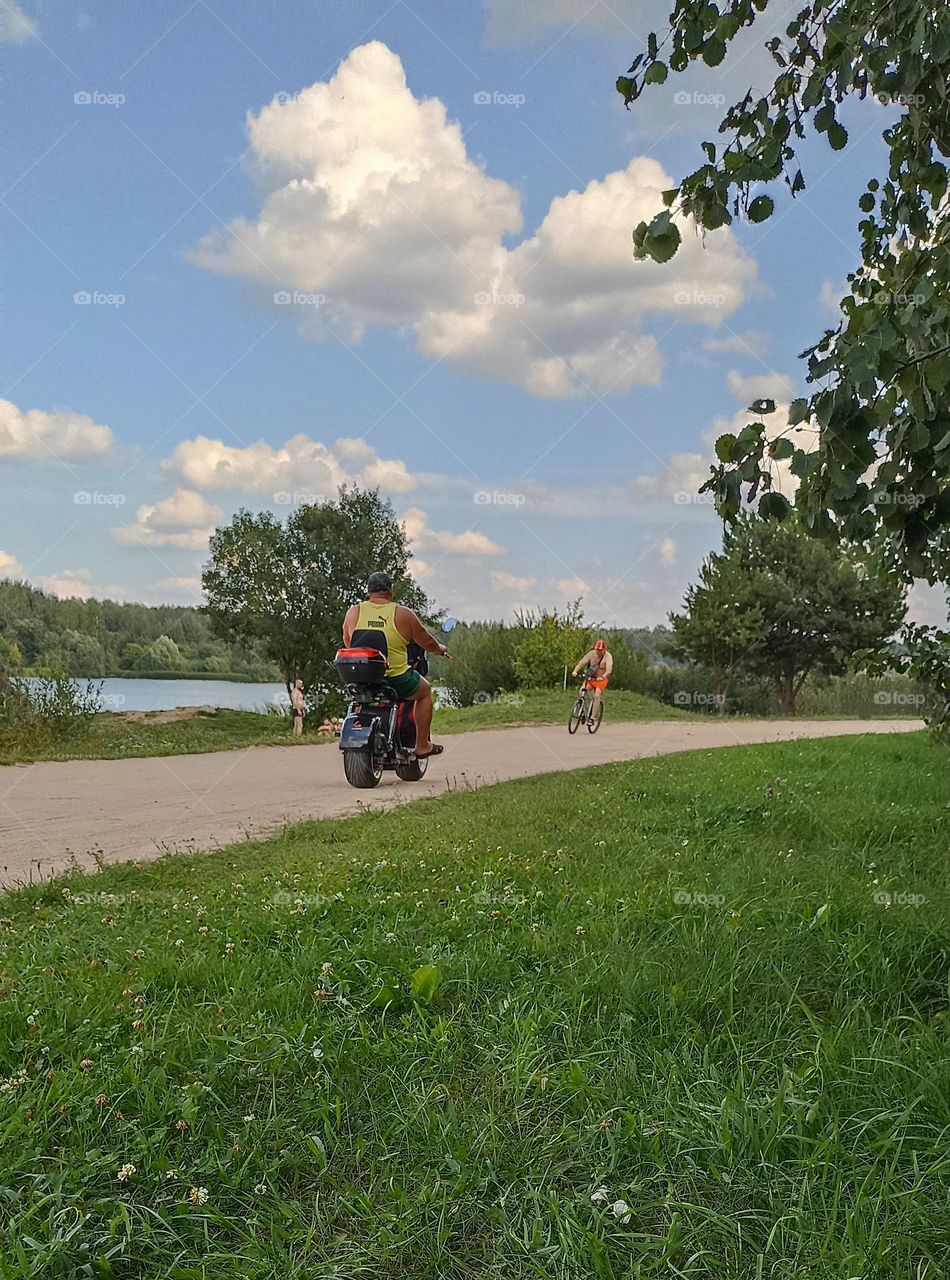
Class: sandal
415,743,444,758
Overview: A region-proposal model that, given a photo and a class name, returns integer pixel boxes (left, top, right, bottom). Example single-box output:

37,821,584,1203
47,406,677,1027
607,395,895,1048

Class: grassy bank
0,708,304,765
1,732,947,1277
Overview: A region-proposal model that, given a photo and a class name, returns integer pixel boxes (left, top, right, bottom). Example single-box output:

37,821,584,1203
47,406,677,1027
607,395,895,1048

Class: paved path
0,719,921,887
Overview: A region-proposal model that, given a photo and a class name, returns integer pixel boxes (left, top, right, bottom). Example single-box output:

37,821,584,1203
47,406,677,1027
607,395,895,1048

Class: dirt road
0,718,920,887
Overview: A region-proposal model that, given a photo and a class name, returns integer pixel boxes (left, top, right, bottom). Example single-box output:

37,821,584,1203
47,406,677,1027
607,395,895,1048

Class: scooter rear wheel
395,755,429,782
343,748,384,788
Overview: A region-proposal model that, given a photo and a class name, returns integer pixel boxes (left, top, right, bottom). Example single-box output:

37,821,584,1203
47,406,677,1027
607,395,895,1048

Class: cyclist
572,638,612,725
342,571,450,758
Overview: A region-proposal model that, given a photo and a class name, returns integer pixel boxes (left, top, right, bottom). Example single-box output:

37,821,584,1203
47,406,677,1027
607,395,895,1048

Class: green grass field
1,732,947,1277
433,687,687,733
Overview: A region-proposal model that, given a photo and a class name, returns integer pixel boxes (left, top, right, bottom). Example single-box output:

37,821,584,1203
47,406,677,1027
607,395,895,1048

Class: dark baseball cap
367,571,393,594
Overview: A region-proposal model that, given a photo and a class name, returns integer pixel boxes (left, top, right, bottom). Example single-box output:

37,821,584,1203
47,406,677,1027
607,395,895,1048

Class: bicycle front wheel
587,700,603,734
568,694,586,734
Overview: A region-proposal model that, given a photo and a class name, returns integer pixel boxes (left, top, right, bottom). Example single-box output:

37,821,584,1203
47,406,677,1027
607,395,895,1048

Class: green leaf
788,397,809,426
702,37,726,66
749,399,776,415
758,491,791,520
371,984,401,1009
828,122,848,151
410,964,442,1003
616,76,636,105
747,195,775,224
769,438,795,460
644,61,668,85
636,219,682,264
715,432,737,462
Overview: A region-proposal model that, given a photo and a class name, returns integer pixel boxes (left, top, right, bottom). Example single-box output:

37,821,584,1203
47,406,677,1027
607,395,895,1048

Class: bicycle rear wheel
568,693,586,734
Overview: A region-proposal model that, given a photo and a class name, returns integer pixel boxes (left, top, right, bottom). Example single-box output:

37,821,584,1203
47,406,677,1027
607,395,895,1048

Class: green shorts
386,668,422,699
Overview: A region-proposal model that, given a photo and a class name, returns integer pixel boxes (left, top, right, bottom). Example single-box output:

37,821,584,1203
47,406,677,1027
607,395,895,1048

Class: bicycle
568,672,604,735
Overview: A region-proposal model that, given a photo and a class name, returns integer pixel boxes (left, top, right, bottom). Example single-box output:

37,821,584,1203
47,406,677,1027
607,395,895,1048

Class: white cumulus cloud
114,488,224,550
163,433,419,499
0,2,34,42
726,368,795,405
492,571,537,591
0,550,24,579
191,42,756,398
402,506,504,557
37,569,100,600
0,399,113,461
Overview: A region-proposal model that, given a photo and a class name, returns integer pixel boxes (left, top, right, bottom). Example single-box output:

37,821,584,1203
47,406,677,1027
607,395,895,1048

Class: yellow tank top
353,600,409,677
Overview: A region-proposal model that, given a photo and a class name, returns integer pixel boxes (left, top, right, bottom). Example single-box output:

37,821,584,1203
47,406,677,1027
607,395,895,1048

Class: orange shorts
584,677,608,691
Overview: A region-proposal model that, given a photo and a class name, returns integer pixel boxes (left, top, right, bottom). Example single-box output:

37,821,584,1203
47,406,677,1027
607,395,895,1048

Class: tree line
0,580,277,680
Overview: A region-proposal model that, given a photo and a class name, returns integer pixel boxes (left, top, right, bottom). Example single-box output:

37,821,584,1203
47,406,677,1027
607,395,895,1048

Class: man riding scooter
342,571,450,758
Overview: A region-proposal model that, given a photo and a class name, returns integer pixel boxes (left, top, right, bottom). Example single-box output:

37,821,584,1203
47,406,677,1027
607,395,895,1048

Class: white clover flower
117,1163,136,1182
188,1186,208,1205
590,1186,609,1204
611,1200,632,1224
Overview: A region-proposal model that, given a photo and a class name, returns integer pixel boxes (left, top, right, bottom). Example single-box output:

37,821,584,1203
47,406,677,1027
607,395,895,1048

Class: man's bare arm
398,606,447,655
342,604,358,646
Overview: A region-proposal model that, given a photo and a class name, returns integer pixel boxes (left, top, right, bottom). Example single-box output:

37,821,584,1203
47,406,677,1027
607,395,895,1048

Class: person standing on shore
291,678,305,737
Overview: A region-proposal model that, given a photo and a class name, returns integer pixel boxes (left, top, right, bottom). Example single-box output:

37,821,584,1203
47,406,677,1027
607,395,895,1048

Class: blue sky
1,0,928,625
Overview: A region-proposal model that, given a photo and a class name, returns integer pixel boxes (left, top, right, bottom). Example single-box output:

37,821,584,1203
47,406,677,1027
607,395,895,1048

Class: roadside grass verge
1,733,948,1277
433,687,688,733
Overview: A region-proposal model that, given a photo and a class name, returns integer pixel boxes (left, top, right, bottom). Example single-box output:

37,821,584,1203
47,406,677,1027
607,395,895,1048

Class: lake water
28,677,291,714
24,677,453,714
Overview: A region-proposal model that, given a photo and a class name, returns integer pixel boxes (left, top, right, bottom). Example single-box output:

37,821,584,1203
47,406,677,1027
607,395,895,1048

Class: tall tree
202,486,432,708
670,517,905,712
617,1,950,579
669,556,766,708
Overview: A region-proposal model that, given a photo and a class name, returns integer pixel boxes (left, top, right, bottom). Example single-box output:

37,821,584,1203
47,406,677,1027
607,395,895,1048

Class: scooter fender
339,712,380,751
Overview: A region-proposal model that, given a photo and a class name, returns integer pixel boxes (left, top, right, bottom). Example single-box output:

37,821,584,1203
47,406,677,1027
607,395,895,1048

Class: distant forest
0,581,279,680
